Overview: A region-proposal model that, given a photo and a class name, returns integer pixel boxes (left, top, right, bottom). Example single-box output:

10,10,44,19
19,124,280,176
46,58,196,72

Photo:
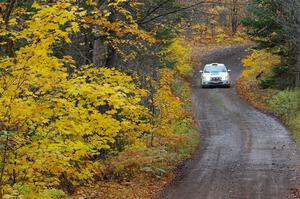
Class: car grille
211,77,221,81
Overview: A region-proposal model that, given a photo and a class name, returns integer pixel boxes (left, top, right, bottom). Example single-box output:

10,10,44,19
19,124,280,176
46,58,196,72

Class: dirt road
163,46,300,199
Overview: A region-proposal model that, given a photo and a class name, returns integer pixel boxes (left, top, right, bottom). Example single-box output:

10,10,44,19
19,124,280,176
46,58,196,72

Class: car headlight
202,75,210,81
223,74,229,81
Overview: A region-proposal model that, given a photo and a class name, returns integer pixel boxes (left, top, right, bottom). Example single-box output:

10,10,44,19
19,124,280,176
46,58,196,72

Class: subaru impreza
200,63,231,88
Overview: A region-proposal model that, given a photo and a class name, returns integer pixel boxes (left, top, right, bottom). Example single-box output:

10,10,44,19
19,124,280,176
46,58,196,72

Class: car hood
203,72,228,77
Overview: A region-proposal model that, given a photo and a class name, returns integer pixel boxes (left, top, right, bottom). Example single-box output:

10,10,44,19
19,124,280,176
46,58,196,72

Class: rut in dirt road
163,46,300,199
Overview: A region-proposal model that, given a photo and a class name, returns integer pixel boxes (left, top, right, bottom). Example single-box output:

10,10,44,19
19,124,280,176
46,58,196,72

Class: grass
236,79,300,145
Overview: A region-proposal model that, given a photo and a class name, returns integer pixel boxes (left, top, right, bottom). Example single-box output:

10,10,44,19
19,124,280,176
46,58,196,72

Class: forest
0,0,299,198
238,0,300,144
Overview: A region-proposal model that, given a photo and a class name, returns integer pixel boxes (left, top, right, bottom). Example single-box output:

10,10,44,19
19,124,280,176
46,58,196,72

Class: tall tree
242,0,300,88
277,0,300,87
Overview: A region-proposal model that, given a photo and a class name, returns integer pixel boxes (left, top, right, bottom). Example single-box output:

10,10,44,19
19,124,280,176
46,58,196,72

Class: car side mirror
227,69,231,72
199,70,203,73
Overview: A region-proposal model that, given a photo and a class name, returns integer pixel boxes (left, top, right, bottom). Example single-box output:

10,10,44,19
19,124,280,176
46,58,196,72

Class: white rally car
200,63,231,88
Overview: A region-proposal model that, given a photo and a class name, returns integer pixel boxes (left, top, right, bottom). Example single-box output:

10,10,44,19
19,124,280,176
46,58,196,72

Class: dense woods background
0,0,299,198
242,0,300,88
238,0,300,164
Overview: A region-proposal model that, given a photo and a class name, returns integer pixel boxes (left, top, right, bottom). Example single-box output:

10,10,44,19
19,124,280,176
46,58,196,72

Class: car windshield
204,65,227,73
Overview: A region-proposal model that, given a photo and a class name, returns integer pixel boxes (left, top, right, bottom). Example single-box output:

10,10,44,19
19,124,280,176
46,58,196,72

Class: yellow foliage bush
0,1,198,198
152,68,197,152
242,49,281,79
0,1,152,196
103,68,198,183
153,69,184,138
162,38,193,78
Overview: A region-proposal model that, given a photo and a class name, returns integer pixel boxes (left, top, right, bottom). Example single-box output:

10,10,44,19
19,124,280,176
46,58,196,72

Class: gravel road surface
163,46,300,199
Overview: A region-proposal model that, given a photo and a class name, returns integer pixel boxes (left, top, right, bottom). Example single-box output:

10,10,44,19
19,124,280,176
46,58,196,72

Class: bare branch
138,1,217,25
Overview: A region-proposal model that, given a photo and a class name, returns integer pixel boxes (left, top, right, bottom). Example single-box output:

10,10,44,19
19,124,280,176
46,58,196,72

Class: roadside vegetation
237,0,300,147
0,0,249,198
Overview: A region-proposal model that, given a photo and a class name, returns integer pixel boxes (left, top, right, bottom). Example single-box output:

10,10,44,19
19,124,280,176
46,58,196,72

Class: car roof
205,63,226,67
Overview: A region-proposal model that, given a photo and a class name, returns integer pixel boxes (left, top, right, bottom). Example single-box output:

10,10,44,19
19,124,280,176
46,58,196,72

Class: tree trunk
92,38,108,67
231,0,238,34
0,135,9,199
106,46,117,68
295,50,300,87
104,3,117,68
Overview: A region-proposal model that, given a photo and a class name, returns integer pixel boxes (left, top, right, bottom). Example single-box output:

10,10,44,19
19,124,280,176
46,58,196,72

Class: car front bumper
202,80,231,86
